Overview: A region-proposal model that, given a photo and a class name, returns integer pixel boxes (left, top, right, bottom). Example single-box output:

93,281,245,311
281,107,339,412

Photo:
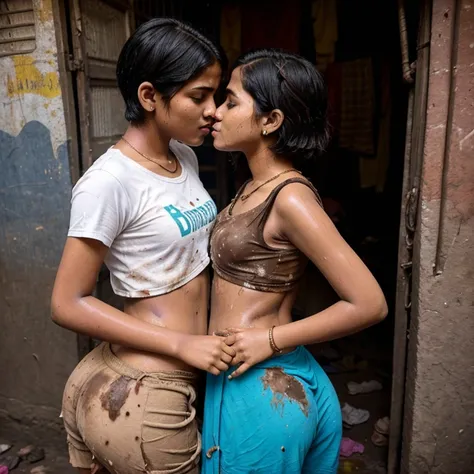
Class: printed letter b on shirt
164,205,192,237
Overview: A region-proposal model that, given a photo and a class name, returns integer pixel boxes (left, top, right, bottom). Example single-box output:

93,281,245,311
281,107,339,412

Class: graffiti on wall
6,56,61,99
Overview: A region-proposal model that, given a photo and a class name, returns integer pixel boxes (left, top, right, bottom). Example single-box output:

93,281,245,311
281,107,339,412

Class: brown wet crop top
210,177,322,293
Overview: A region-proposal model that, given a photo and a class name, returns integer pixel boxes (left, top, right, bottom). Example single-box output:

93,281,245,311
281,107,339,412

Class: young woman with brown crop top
201,50,388,474
51,20,237,474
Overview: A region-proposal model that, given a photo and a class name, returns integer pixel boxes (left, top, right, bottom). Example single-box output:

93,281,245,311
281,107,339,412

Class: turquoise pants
202,346,342,474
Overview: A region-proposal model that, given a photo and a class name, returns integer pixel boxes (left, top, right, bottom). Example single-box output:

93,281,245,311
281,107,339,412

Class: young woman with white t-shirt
51,19,235,474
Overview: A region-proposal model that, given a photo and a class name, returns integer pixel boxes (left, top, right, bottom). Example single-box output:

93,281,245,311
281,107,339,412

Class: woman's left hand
224,327,274,379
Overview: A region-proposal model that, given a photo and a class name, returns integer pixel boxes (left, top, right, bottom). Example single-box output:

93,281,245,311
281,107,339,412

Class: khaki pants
62,343,200,474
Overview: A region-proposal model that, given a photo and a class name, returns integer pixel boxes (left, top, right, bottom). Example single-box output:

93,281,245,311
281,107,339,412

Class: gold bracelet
269,326,283,354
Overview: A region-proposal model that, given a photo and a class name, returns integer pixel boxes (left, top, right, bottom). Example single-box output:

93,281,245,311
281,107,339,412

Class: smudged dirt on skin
100,376,132,421
261,367,309,417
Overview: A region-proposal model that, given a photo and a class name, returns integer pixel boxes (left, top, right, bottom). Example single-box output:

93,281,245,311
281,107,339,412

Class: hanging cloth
312,0,338,71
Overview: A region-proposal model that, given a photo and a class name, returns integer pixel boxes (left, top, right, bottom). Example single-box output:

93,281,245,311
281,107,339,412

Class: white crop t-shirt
68,140,217,298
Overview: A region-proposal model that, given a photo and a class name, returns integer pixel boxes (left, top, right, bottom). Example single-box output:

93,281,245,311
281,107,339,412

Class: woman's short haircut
117,18,222,123
236,49,330,166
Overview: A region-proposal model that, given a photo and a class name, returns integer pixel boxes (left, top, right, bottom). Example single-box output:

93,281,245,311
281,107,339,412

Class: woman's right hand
176,334,236,375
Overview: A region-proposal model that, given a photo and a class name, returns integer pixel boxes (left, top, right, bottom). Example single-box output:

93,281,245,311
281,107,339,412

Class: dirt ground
0,439,75,474
327,332,392,474
1,431,387,474
332,368,390,474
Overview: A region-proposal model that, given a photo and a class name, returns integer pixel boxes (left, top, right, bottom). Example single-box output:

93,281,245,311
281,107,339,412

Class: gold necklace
121,136,178,174
240,169,301,201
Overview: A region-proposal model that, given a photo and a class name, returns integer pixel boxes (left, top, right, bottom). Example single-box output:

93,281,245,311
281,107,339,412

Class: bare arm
227,183,387,378
51,237,234,374
271,184,387,348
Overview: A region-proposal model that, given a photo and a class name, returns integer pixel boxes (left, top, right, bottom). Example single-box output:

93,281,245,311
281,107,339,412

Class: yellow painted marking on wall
38,0,53,23
7,56,60,99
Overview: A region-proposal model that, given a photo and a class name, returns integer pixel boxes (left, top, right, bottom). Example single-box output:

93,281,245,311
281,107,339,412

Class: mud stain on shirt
261,367,309,417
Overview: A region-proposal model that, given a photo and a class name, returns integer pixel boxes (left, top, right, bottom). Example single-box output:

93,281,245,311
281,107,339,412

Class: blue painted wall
0,121,77,439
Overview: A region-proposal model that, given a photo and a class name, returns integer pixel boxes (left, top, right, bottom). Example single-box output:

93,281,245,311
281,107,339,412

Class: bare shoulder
273,181,324,219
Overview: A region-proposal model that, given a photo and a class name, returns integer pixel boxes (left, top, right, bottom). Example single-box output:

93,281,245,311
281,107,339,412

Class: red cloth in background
241,0,301,53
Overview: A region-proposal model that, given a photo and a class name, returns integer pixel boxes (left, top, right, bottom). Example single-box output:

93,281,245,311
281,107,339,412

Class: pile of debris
0,444,48,473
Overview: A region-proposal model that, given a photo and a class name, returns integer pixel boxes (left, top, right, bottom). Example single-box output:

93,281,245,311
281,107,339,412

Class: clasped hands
213,327,274,379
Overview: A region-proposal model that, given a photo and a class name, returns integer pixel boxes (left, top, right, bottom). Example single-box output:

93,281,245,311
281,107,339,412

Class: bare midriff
208,274,297,346
111,268,209,373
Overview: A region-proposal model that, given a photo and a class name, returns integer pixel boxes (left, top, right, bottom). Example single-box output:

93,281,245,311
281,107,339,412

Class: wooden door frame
68,0,133,172
52,0,81,185
388,1,432,473
52,0,93,357
68,0,91,171
53,0,134,360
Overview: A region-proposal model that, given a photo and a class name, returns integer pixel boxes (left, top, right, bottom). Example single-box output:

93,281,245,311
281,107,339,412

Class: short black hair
236,49,330,166
117,18,222,123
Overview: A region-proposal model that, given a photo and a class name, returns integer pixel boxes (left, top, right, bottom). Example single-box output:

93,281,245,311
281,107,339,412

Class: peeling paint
0,0,74,441
7,56,61,99
38,0,54,23
0,121,73,437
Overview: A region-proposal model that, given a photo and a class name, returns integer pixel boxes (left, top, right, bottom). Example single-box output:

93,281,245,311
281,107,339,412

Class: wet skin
52,63,236,376
209,67,388,378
